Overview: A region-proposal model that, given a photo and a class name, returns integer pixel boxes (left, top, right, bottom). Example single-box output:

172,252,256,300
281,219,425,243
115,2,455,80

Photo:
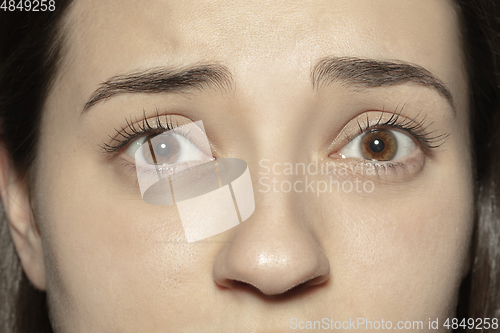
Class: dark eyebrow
82,64,233,113
83,57,455,114
311,56,455,113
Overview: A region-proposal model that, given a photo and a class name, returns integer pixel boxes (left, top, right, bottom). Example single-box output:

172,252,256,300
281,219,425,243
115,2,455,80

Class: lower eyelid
113,158,169,187
327,149,426,184
112,159,141,187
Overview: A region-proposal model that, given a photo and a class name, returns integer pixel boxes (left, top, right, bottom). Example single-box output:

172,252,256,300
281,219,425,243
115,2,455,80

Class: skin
0,0,474,331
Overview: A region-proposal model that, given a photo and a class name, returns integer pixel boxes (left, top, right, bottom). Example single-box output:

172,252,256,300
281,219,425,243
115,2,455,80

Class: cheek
323,158,473,318
34,143,220,328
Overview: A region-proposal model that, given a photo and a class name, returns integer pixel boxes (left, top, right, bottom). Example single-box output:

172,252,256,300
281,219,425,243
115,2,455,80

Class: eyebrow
82,57,455,114
82,64,233,112
311,56,455,113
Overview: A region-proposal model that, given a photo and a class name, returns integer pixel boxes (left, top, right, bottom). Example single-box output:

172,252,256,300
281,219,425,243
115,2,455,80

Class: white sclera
135,120,213,199
340,129,417,161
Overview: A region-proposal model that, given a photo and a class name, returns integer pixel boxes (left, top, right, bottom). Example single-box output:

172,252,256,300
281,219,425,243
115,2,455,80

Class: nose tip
213,230,330,296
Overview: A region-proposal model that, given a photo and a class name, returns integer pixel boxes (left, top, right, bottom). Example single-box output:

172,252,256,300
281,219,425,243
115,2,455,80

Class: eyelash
100,111,181,155
345,105,449,154
101,105,448,178
336,105,449,178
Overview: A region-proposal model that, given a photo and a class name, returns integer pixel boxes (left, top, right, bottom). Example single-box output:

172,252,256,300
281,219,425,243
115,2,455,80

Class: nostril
215,279,262,293
298,273,331,291
215,272,330,298
213,248,331,296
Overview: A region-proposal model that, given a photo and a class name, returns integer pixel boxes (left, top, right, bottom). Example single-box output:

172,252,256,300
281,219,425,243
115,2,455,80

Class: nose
212,203,330,296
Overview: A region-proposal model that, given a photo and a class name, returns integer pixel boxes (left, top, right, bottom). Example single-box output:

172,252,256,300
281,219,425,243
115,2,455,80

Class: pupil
155,143,170,156
370,139,385,153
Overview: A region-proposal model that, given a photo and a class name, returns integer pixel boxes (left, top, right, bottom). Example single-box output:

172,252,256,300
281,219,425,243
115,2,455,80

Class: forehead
61,0,464,109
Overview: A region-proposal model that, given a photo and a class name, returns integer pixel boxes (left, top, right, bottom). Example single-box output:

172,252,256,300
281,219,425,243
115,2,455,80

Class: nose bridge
232,61,316,163
210,60,330,295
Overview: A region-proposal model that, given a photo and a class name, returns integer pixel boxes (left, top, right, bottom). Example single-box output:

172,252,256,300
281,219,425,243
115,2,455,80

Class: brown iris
361,129,397,161
142,134,181,165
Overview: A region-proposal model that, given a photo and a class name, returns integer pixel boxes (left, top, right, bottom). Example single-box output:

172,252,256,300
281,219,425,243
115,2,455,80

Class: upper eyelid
335,109,449,154
100,113,180,155
100,113,213,160
342,110,411,143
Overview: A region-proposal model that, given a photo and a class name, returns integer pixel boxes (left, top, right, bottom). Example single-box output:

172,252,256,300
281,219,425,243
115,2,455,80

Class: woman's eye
124,132,209,165
340,129,417,161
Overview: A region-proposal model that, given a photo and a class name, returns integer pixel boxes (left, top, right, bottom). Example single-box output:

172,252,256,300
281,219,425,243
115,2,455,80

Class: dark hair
0,2,73,332
453,0,500,321
0,1,499,332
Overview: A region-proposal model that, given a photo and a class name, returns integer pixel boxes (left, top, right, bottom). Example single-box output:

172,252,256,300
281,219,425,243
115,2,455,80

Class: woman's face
27,0,472,331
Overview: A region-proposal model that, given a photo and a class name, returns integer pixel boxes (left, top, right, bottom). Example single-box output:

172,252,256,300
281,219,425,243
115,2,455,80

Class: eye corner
327,150,348,160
